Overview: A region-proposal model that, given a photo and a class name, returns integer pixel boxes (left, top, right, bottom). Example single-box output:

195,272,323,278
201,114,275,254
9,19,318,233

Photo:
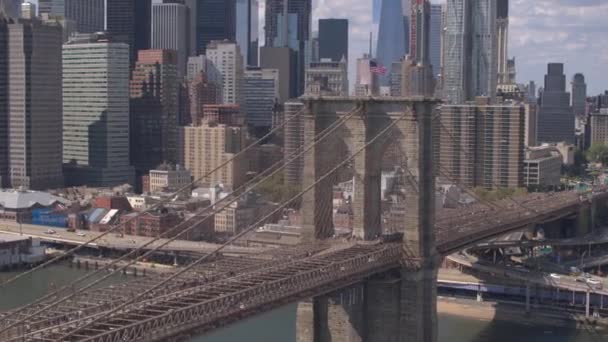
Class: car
586,279,603,289
576,277,586,283
583,273,592,279
76,232,86,237
549,273,561,279
45,229,56,235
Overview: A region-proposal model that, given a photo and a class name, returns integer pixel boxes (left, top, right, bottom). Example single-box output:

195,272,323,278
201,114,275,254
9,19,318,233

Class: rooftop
0,189,69,210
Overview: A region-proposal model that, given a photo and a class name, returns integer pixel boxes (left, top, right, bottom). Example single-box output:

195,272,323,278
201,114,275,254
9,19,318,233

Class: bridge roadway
470,229,608,250
0,220,262,256
2,190,606,341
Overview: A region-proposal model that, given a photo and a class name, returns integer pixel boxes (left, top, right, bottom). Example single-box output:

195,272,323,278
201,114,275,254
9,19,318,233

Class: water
0,265,603,341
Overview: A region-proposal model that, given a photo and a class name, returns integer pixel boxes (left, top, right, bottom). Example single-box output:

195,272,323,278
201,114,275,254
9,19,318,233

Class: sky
260,0,608,95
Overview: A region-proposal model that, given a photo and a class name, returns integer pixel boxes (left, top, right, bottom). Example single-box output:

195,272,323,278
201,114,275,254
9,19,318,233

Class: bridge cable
0,108,310,288
0,104,365,336
49,103,412,342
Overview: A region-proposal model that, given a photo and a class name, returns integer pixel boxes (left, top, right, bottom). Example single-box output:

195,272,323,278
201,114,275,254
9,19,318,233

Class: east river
0,265,601,342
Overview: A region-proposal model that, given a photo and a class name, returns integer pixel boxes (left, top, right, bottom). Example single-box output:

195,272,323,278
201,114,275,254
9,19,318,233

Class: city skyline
258,0,608,94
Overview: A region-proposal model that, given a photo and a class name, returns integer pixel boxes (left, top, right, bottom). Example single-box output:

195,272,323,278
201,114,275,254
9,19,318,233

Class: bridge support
296,286,365,342
299,98,439,341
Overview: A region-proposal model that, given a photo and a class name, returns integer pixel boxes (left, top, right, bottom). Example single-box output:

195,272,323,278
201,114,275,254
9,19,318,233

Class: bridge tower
298,97,439,342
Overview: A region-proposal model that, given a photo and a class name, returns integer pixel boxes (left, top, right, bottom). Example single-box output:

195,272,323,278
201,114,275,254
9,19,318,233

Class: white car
45,229,56,235
549,273,561,279
76,232,86,237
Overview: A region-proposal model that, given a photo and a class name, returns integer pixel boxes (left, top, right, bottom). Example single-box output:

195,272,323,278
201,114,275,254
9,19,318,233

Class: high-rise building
429,4,442,77
265,0,312,95
318,18,348,62
260,46,297,102
354,54,379,96
200,104,243,126
195,0,236,55
590,109,608,146
283,100,304,188
524,103,538,147
305,59,348,96
440,97,524,189
188,71,223,125
207,40,245,106
151,1,190,77
571,73,587,117
0,17,7,187
537,63,574,144
496,0,509,84
180,123,246,190
65,0,104,33
410,0,430,64
130,50,180,178
21,2,36,19
390,61,403,96
235,0,258,67
38,0,65,17
0,0,21,18
244,67,279,129
443,0,497,104
4,18,64,190
105,0,136,65
62,33,134,187
376,0,406,86
403,0,435,97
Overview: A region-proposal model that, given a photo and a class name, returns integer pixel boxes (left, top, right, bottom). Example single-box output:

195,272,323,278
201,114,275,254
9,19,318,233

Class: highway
448,252,608,296
0,220,263,256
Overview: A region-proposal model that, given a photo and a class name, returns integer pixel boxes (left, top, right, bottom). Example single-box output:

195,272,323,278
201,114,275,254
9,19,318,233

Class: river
0,265,602,341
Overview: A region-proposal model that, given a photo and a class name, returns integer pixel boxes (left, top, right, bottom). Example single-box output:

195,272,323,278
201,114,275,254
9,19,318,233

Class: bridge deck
2,190,606,341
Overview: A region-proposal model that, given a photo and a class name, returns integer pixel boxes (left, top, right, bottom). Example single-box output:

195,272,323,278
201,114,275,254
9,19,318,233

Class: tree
586,143,608,165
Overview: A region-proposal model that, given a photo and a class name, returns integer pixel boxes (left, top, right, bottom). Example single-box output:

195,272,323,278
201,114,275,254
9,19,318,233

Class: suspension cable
51,104,411,342
0,108,308,288
0,104,364,336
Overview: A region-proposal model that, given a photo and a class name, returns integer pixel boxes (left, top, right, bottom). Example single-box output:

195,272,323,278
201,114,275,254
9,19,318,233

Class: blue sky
261,0,608,95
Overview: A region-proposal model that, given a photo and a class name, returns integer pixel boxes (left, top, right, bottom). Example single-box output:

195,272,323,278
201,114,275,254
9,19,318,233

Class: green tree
256,172,301,207
586,143,608,165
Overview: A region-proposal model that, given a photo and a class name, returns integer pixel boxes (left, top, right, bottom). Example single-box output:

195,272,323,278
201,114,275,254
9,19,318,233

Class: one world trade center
375,0,407,86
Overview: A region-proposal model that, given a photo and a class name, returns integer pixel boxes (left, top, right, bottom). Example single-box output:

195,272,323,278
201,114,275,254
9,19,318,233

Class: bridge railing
68,245,401,342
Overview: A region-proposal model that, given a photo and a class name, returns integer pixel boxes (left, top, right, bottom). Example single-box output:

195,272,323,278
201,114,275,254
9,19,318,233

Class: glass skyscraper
236,0,258,67
443,0,497,104
376,0,406,86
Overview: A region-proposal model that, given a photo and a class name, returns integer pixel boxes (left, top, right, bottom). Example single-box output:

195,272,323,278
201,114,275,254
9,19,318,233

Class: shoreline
438,296,608,331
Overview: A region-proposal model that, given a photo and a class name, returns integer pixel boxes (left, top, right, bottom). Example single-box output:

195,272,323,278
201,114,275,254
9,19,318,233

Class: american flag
370,60,387,75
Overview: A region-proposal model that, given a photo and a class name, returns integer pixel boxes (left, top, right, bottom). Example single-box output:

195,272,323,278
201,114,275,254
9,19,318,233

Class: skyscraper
443,0,497,104
440,97,524,189
105,0,136,65
151,1,190,77
0,16,7,187
402,0,434,97
235,0,258,67
195,0,236,54
496,0,509,84
537,63,574,144
6,19,64,190
63,33,134,187
0,0,21,18
376,0,406,86
571,73,587,117
260,46,297,102
470,0,497,100
38,0,65,17
318,18,348,62
65,0,104,33
206,40,244,106
244,67,279,129
429,4,442,77
265,0,312,95
130,50,180,176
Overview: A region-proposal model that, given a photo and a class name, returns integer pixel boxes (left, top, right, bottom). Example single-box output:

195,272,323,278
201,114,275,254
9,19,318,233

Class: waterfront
1,265,604,341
